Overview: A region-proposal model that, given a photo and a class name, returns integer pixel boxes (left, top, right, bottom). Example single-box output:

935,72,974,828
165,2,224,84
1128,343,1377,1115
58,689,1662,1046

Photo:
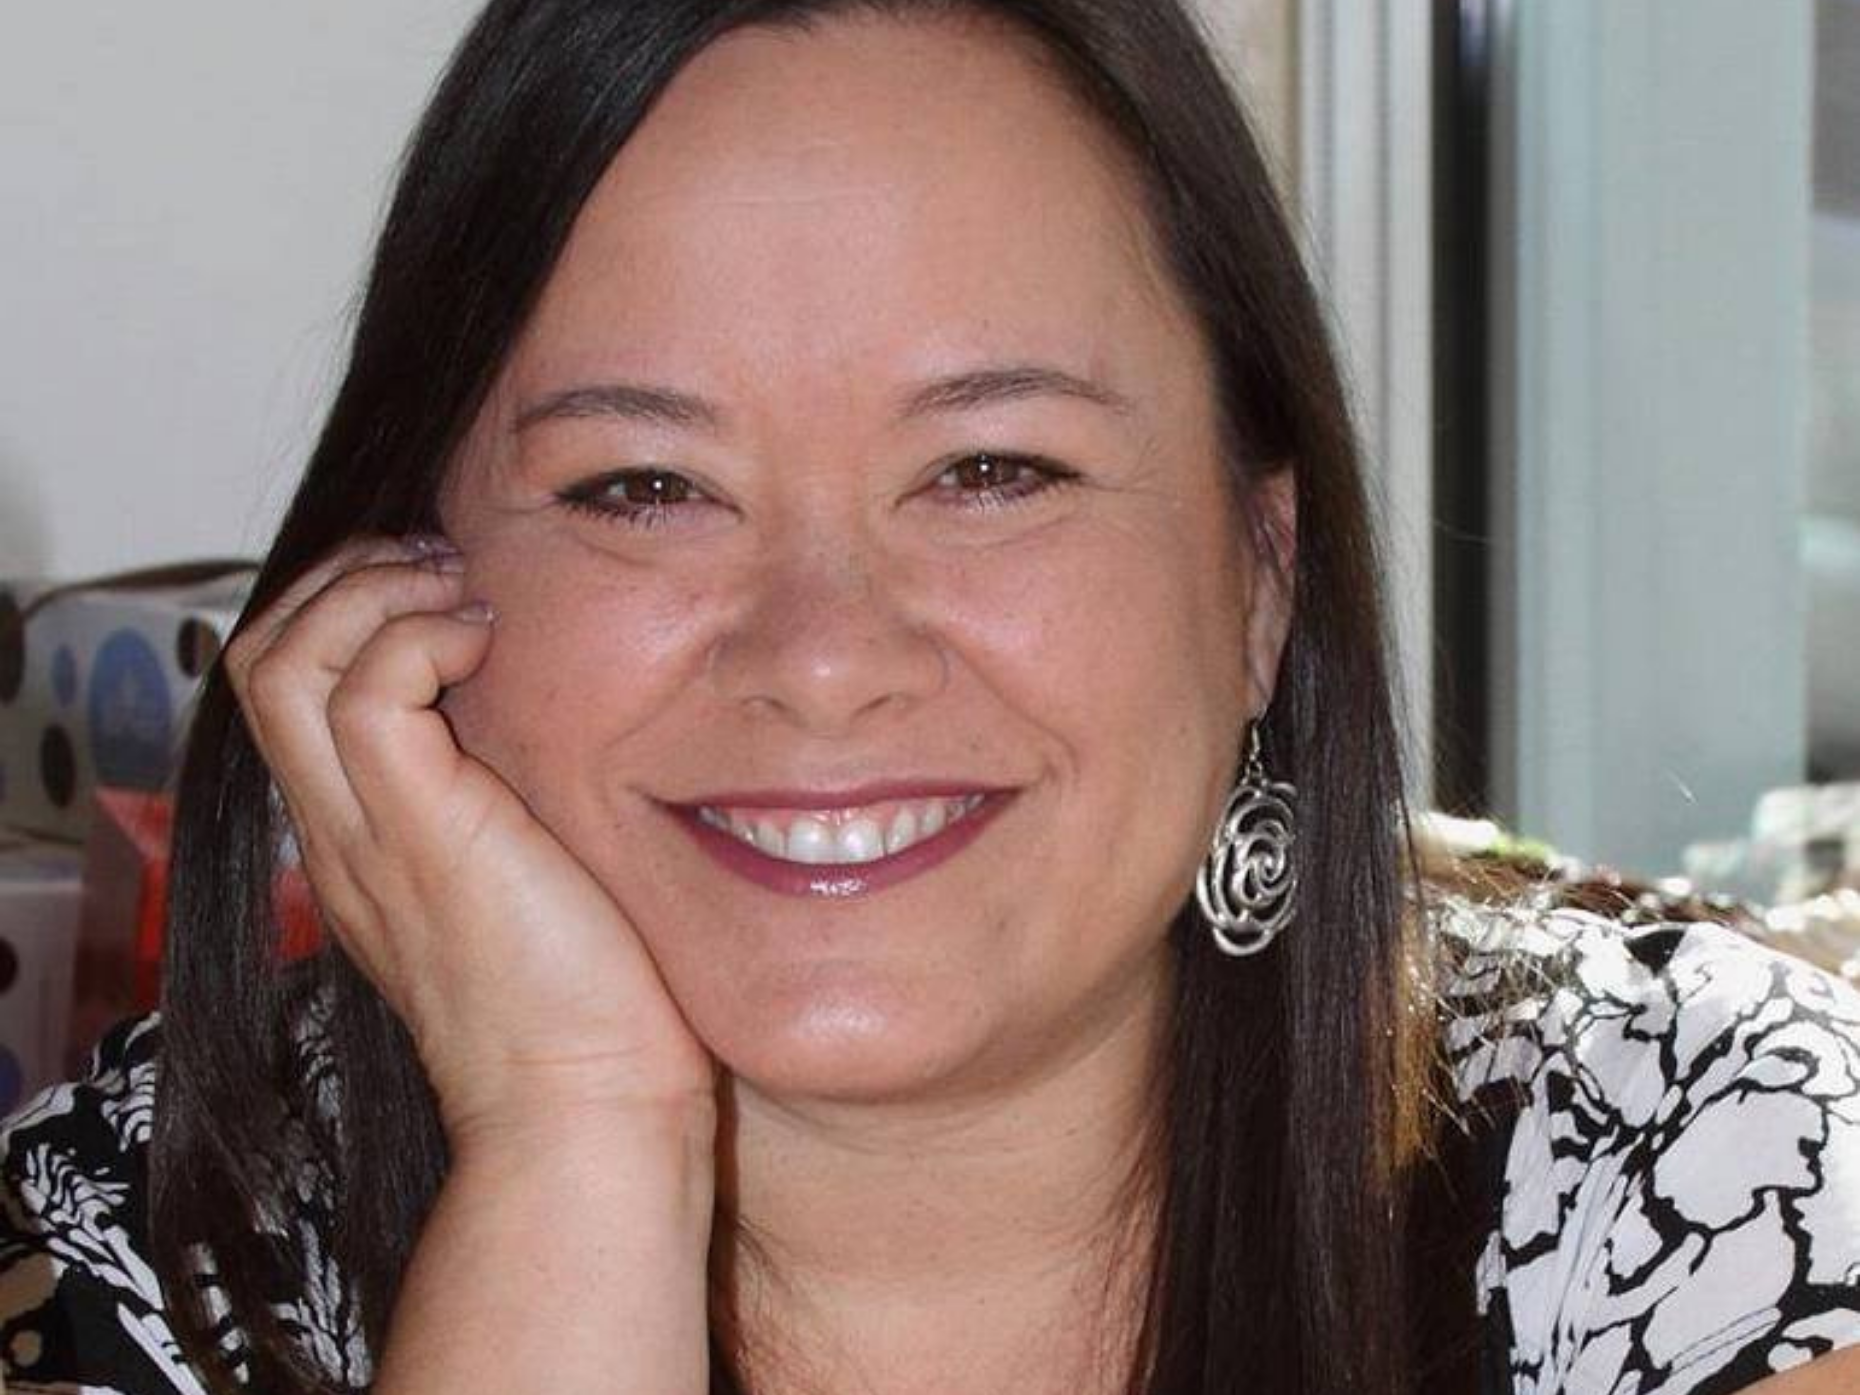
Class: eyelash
554,453,1080,530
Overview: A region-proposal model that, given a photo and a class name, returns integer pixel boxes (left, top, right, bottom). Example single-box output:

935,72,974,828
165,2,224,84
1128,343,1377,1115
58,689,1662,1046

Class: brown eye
555,467,712,530
932,452,1079,511
944,454,1022,491
614,470,693,507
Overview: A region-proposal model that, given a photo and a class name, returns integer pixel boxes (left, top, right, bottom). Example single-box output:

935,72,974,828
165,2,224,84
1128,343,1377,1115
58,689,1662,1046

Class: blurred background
0,0,1854,887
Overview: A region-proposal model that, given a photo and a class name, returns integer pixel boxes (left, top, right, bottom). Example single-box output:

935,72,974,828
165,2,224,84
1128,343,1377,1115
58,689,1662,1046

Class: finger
239,563,470,846
225,535,424,695
325,604,499,823
254,559,470,708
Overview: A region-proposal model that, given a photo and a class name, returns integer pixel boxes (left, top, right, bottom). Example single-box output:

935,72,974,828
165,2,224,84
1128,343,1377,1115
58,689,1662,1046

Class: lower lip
668,794,1012,898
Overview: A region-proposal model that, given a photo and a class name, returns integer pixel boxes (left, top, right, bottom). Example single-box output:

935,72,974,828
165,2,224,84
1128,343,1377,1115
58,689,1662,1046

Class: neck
712,955,1173,1394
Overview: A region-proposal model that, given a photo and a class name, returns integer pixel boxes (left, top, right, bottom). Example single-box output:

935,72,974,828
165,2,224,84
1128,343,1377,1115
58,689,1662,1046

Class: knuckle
242,652,299,713
355,611,448,683
324,674,374,738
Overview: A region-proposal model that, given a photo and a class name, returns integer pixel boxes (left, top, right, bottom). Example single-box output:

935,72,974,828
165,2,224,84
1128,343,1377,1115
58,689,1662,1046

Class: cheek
941,519,1247,755
441,542,718,779
957,519,1249,916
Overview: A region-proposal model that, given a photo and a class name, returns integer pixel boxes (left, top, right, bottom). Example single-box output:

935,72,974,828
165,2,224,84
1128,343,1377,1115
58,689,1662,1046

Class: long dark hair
152,2,1462,1390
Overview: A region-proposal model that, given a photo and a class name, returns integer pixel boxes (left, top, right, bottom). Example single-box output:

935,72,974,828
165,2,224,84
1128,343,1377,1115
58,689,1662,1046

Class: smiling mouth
695,794,988,865
669,787,1012,898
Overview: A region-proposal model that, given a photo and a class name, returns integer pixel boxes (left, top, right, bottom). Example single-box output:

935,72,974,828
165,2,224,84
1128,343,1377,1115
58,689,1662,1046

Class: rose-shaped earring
1195,718,1298,957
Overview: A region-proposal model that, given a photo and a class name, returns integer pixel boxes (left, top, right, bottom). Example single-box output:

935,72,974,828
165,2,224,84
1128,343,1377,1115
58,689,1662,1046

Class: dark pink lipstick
666,790,1012,898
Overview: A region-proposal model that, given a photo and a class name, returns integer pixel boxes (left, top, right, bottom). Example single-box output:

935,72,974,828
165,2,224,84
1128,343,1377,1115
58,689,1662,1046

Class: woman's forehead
503,12,1198,409
621,12,1126,203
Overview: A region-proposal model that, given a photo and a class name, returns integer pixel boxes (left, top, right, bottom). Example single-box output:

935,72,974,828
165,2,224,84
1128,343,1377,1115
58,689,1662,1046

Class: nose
706,537,949,735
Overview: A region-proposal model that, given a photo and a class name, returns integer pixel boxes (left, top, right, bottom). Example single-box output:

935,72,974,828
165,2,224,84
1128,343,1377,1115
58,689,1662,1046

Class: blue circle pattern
86,630,173,791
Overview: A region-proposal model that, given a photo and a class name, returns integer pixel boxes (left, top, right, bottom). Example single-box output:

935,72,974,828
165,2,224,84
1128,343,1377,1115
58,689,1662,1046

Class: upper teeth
697,795,986,865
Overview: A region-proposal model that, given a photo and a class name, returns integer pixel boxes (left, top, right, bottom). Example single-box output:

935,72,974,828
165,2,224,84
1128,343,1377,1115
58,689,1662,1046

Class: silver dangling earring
1195,718,1298,957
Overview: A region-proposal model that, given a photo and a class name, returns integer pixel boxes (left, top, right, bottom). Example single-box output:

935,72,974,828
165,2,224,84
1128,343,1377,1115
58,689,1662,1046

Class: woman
3,1,1858,1392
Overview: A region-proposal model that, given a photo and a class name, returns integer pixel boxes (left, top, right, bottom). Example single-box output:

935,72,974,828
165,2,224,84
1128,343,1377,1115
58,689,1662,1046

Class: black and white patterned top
2,905,1859,1393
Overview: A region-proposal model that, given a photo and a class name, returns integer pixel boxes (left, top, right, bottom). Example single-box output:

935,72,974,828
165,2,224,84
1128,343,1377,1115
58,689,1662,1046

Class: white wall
0,3,483,580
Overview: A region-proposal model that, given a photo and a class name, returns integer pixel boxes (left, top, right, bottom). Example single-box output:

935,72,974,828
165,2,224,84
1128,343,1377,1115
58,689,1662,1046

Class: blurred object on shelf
1684,780,1860,908
0,562,254,843
0,830,81,1113
1761,888,1860,981
1410,811,1572,879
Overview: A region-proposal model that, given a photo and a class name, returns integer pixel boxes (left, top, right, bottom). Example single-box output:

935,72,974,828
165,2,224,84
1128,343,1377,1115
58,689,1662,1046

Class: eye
555,468,712,530
931,452,1079,511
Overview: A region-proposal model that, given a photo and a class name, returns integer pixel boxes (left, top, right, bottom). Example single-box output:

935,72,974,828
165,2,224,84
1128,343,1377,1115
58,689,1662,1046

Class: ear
1242,468,1297,716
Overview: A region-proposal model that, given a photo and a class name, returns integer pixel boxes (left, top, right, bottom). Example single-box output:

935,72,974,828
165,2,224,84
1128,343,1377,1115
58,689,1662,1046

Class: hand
225,535,717,1148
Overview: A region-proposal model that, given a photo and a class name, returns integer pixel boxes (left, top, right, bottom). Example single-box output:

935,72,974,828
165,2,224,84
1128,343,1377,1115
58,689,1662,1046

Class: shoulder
2,1012,161,1168
1440,895,1860,1113
1436,898,1860,1394
1,1013,161,1263
0,1014,206,1392
0,1002,368,1393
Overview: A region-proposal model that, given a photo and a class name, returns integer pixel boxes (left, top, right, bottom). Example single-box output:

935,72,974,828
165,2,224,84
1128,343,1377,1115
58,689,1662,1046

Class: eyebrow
514,382,721,434
897,364,1135,421
512,362,1136,435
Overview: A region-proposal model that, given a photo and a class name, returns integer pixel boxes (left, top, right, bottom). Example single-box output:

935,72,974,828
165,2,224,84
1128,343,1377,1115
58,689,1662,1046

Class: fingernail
405,533,461,559
455,600,496,624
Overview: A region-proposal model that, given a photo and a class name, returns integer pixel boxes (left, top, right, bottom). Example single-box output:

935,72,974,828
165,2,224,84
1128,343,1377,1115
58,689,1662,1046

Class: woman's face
441,12,1292,1105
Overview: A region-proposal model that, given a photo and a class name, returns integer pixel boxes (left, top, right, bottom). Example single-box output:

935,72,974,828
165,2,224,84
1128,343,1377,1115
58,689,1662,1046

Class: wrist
436,1048,718,1146
447,1089,719,1208
450,1086,718,1146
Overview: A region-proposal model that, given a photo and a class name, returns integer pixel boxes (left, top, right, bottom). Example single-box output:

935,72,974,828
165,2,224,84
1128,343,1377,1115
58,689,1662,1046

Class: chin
691,969,998,1105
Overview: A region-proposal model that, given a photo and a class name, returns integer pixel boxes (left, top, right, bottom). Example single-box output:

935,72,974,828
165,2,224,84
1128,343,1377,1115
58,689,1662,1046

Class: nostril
703,597,948,730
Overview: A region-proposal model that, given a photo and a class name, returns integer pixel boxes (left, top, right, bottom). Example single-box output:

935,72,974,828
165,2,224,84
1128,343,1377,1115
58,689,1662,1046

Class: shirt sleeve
1479,915,1860,1395
0,1015,208,1395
